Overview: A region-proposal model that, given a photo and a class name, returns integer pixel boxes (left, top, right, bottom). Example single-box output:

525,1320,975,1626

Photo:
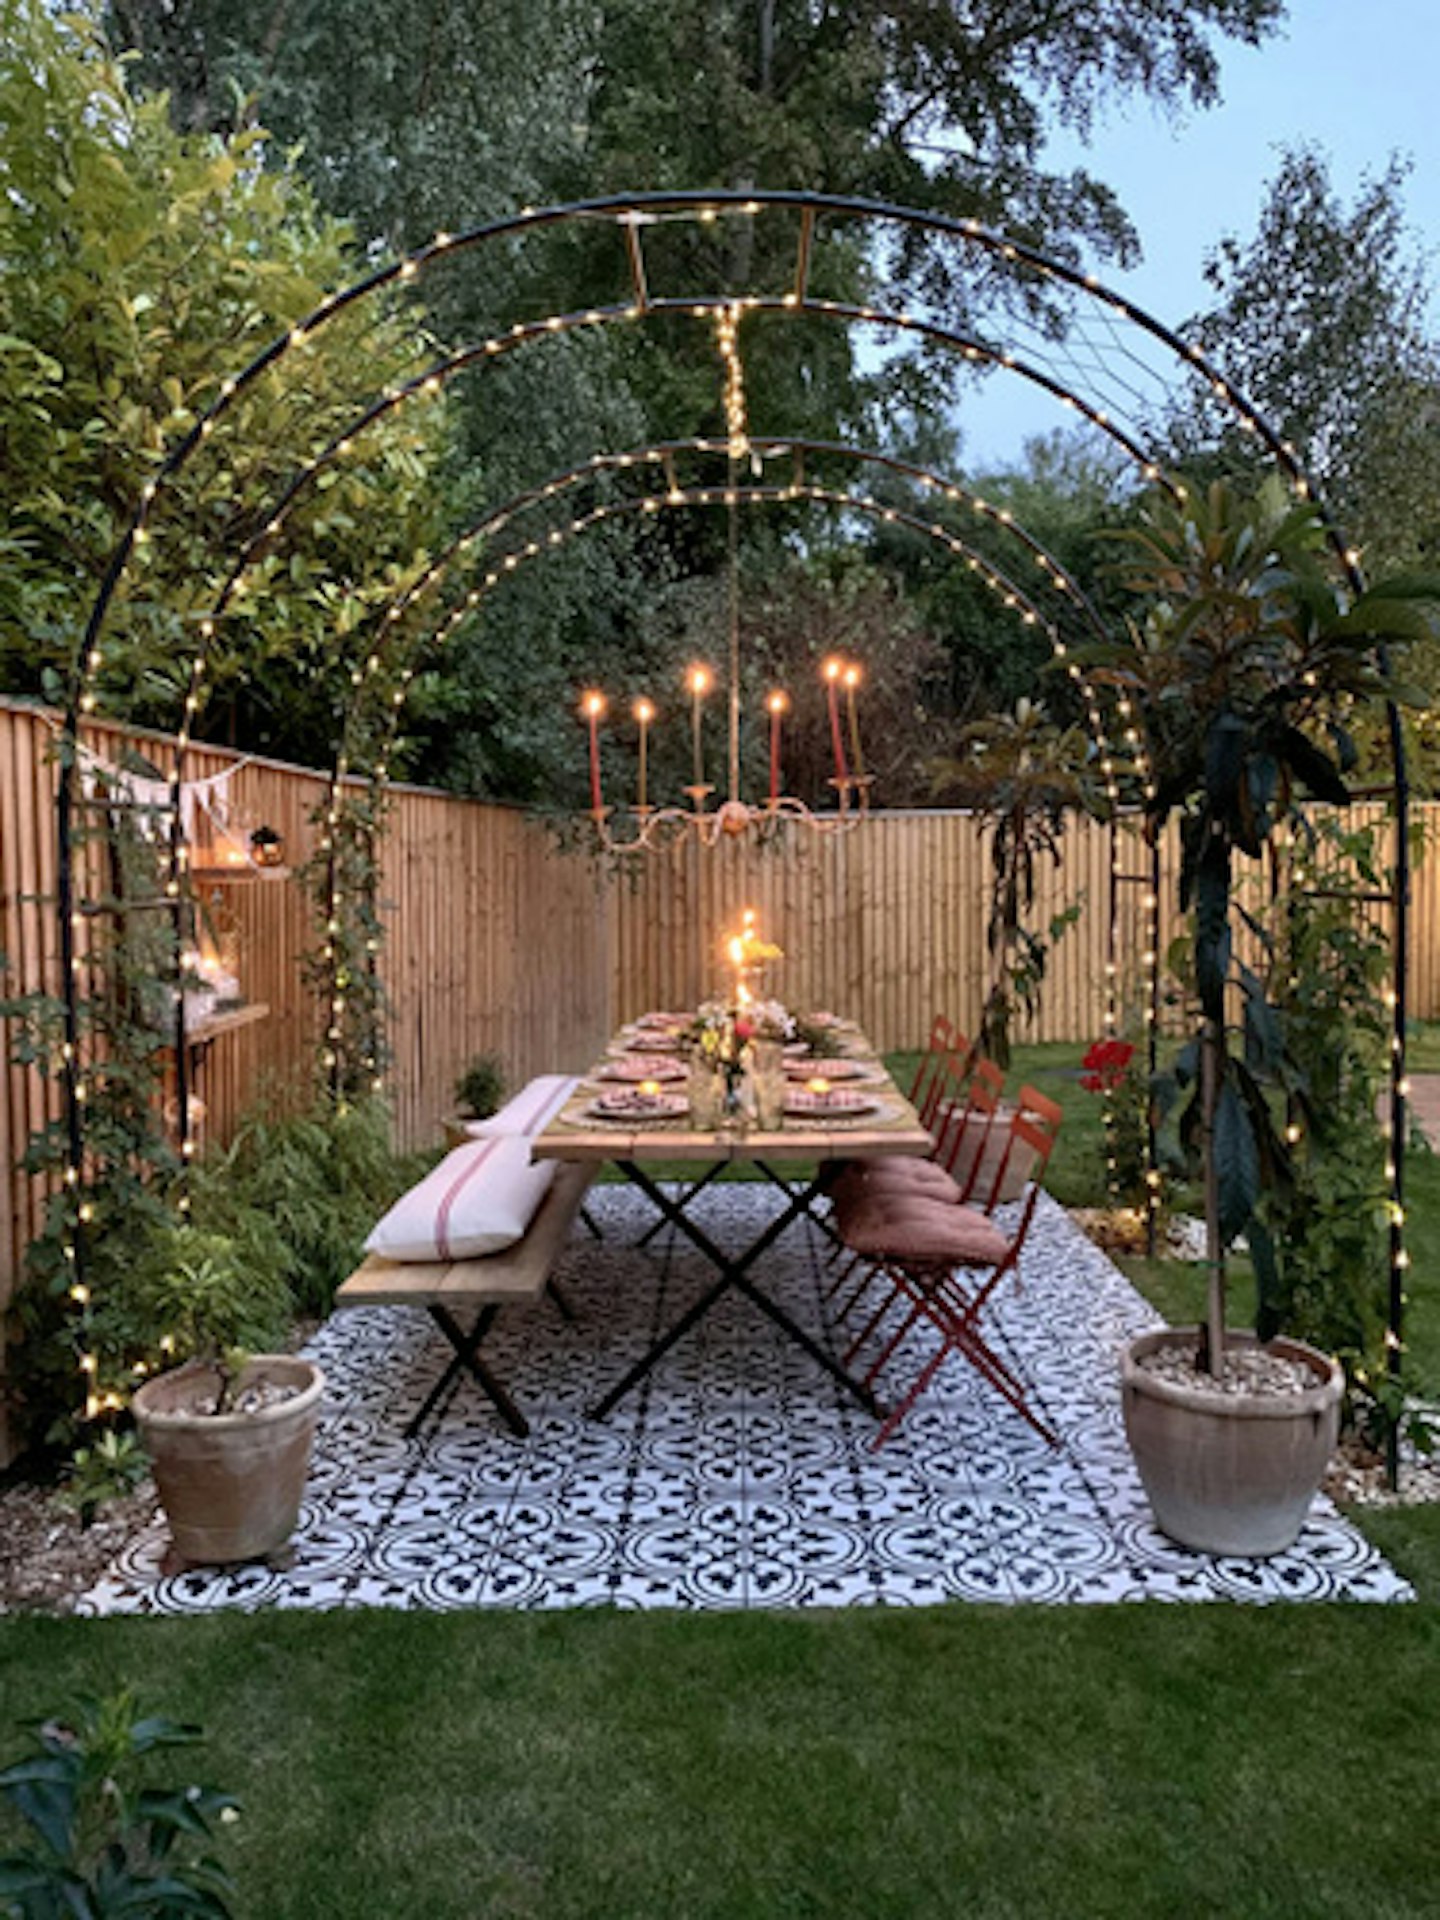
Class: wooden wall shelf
185,1002,271,1047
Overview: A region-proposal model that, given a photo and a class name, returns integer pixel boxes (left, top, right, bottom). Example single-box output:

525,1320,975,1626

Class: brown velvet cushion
840,1198,1008,1265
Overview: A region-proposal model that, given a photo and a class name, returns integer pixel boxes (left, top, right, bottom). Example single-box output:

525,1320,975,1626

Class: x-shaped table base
406,1279,578,1441
589,1161,881,1421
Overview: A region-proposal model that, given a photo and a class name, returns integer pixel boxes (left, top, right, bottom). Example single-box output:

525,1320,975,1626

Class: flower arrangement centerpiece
747,999,795,1045
688,913,793,1128
687,998,750,1125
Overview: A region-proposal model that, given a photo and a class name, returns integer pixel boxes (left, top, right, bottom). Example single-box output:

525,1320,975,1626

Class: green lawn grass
2,1601,1439,1919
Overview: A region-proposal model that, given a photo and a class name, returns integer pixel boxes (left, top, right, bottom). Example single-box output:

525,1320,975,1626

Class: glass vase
750,1039,786,1130
688,1056,724,1129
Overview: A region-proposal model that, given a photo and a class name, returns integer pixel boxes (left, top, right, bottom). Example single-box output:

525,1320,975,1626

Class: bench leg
405,1305,530,1441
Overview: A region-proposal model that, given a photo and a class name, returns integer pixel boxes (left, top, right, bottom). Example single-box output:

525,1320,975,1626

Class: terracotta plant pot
1120,1328,1342,1557
133,1355,325,1566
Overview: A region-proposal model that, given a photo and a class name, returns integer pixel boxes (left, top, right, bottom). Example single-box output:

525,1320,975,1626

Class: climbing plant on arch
48,189,1416,1438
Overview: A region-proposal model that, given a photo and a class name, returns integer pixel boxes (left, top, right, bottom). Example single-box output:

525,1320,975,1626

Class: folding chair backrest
908,1012,958,1121
929,1057,1000,1193
984,1086,1062,1230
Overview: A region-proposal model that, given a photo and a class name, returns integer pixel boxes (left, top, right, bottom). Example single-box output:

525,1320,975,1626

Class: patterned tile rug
81,1187,1410,1614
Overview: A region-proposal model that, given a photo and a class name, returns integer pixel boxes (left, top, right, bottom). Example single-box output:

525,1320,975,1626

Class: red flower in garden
1080,1038,1135,1093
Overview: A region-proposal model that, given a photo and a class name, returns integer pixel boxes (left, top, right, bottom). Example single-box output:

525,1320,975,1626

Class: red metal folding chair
906,1012,960,1134
834,1053,1006,1214
835,1089,1063,1449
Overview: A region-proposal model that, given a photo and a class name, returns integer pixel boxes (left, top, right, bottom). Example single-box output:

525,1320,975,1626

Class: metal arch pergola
54,188,1413,1428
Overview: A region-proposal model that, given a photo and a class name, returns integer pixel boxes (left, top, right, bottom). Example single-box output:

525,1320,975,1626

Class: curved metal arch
330,432,1122,772
65,188,1362,717
56,187,1412,1433
96,288,1180,777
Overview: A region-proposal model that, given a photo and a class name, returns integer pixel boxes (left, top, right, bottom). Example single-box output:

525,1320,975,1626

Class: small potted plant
130,1229,323,1569
1097,478,1437,1555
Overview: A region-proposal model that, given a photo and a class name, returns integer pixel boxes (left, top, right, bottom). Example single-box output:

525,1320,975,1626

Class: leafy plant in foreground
0,1691,238,1917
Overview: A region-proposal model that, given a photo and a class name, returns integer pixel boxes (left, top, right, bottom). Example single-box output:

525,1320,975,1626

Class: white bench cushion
365,1135,557,1262
465,1073,578,1139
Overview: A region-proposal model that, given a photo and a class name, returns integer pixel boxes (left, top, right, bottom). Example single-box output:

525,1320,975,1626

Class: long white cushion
364,1135,557,1263
464,1073,578,1139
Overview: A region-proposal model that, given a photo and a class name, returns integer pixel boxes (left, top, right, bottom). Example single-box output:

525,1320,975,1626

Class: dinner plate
634,1010,692,1030
586,1091,690,1122
782,1057,874,1083
624,1032,684,1053
596,1057,686,1083
783,1088,882,1120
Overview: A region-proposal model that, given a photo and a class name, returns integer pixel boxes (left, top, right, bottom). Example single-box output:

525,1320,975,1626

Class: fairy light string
56,189,1403,1420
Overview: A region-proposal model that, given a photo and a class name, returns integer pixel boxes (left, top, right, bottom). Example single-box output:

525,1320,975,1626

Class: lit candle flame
806,1076,832,1096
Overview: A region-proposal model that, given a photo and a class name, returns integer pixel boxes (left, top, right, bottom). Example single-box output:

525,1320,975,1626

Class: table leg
632,1160,726,1247
405,1304,530,1441
590,1161,879,1420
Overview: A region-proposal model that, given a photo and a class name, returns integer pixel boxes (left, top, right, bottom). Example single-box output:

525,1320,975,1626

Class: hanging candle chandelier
577,306,873,853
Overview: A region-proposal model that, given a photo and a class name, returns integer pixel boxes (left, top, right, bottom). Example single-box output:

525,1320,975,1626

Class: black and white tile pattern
80,1188,1411,1613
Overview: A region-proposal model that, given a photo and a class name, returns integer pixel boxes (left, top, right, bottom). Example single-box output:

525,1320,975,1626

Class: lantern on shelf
249,824,285,868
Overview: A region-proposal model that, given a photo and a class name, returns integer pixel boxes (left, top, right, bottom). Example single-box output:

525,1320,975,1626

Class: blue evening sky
959,0,1440,464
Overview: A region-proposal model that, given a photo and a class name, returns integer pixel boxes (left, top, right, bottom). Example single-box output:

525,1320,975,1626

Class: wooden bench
336,1162,596,1440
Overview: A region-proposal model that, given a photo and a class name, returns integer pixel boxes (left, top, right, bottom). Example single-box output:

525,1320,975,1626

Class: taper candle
687,664,711,789
633,696,655,810
843,664,865,781
822,658,849,783
580,691,606,812
766,690,788,804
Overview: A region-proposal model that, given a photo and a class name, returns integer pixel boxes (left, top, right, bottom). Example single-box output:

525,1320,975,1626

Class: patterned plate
624,1032,685,1053
586,1091,690,1122
596,1057,686,1084
783,1089,881,1120
634,1010,692,1030
783,1057,874,1082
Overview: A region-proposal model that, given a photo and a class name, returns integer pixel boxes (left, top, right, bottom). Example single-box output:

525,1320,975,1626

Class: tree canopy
4,0,1330,800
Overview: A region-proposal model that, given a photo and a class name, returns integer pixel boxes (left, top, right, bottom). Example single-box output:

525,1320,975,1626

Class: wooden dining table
532,1021,933,1419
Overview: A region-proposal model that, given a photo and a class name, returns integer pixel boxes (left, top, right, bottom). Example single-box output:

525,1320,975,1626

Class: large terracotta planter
133,1355,325,1566
1120,1328,1342,1557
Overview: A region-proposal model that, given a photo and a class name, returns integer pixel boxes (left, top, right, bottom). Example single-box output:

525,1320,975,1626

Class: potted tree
130,1230,324,1569
1098,478,1435,1555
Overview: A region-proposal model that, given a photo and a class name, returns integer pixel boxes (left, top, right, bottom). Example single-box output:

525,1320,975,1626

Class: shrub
189,1089,429,1317
454,1055,505,1119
